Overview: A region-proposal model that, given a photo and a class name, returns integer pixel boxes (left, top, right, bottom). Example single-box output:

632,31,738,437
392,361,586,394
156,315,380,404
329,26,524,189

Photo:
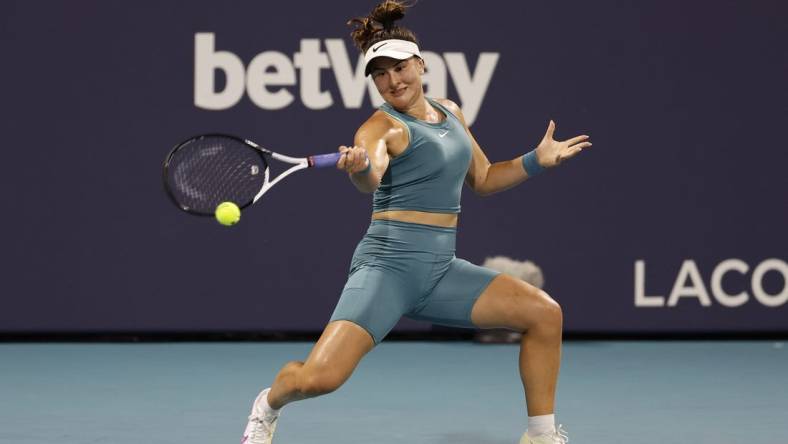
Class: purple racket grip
309,152,342,168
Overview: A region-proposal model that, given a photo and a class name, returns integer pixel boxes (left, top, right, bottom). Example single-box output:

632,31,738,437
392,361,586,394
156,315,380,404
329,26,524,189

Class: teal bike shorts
329,220,500,344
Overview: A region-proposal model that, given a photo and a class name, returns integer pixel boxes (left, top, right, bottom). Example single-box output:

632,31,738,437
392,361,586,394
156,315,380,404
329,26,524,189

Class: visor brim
364,51,418,76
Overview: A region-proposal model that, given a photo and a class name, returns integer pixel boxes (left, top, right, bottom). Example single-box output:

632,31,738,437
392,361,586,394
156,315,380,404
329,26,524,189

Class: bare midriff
372,210,458,228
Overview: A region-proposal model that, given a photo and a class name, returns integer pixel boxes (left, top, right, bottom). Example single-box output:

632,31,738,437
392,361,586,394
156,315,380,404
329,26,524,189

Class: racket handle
309,152,342,169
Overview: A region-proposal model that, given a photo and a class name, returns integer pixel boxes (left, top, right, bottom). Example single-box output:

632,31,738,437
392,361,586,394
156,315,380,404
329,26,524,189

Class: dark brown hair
348,0,419,53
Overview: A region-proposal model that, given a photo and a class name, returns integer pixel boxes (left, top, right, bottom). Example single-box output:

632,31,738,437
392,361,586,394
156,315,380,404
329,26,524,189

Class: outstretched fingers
560,142,591,162
565,134,591,147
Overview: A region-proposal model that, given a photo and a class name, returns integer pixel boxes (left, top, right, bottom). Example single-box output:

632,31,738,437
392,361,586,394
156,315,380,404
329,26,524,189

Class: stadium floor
1,341,786,443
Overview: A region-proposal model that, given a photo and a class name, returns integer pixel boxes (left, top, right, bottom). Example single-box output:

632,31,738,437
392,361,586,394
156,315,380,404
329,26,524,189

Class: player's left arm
436,99,592,196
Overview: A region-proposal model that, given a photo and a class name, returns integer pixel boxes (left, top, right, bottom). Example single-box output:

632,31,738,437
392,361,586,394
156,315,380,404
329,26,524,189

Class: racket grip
309,152,342,168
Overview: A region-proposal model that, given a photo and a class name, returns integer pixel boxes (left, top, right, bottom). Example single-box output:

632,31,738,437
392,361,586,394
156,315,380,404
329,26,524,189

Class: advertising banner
1,1,785,334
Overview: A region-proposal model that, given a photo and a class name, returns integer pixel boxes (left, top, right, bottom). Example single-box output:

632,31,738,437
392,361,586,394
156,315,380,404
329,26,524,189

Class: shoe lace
551,424,569,444
245,414,275,444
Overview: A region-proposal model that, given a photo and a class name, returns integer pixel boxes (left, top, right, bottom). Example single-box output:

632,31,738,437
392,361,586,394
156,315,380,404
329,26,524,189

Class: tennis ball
215,202,241,226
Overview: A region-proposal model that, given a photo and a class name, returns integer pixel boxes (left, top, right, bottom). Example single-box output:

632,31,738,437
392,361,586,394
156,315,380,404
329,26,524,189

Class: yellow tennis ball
215,202,241,226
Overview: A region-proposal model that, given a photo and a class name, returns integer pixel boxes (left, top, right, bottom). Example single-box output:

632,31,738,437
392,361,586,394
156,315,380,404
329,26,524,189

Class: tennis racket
163,134,340,216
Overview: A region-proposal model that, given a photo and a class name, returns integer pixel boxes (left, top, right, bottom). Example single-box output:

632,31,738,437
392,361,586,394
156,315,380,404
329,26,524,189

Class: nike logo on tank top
373,98,473,214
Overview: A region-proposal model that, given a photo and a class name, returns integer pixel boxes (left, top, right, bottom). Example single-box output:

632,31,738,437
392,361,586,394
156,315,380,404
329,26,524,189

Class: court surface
1,341,786,443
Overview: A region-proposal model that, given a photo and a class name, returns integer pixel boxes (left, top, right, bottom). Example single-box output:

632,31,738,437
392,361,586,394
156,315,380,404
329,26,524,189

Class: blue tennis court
1,341,785,443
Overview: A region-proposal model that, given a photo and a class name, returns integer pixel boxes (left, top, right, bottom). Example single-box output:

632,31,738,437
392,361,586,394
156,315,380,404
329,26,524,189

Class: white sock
258,388,281,417
527,414,556,437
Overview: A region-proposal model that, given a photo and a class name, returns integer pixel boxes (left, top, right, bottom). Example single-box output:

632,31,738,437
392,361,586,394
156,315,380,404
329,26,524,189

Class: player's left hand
534,120,592,168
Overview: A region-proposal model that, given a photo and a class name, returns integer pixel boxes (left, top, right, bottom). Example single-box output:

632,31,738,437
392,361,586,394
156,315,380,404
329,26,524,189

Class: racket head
163,134,269,216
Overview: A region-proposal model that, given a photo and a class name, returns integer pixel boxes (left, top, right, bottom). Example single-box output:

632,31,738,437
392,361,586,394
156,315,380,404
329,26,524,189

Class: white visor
363,39,421,76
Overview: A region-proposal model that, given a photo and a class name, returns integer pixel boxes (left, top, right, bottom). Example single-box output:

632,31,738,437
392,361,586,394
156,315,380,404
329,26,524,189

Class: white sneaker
519,424,569,444
241,388,279,444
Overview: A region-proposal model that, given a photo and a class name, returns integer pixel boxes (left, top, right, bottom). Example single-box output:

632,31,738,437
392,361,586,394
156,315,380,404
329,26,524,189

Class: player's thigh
330,263,417,344
301,320,375,387
406,258,498,327
470,273,561,331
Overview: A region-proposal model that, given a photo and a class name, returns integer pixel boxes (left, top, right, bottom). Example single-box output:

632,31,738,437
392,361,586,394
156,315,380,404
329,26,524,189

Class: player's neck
399,93,442,124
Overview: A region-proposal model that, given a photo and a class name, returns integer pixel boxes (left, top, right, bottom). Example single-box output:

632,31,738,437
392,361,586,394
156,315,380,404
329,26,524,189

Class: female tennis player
242,2,590,443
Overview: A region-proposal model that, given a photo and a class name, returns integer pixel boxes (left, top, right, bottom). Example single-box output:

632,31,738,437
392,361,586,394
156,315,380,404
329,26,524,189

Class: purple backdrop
1,0,786,334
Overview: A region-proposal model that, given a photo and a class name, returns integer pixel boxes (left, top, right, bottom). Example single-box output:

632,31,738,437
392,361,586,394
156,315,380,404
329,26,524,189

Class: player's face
370,57,424,109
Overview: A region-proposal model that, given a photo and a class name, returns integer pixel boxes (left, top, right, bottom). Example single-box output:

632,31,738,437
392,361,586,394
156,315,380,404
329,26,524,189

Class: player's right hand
337,145,370,174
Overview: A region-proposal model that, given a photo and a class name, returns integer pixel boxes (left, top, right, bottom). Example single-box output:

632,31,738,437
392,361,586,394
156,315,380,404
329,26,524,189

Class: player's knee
511,283,562,334
298,370,344,397
282,360,304,375
536,291,563,336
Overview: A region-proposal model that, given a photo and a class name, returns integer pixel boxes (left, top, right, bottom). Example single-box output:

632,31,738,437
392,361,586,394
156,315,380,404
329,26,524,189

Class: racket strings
165,137,267,214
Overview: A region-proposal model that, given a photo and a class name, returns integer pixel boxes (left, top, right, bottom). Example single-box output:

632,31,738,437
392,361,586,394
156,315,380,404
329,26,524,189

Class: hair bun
371,0,406,30
347,0,417,53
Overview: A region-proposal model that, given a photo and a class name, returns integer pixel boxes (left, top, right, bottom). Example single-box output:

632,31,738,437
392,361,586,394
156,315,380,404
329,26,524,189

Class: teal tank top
372,98,473,214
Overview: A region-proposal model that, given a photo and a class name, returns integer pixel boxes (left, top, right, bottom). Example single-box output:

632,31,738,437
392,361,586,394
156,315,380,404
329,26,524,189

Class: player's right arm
338,111,404,194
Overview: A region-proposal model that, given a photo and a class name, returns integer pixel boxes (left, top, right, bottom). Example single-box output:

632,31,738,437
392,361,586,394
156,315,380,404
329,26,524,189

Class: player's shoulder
359,109,402,134
355,109,405,142
433,98,460,114
432,98,467,125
